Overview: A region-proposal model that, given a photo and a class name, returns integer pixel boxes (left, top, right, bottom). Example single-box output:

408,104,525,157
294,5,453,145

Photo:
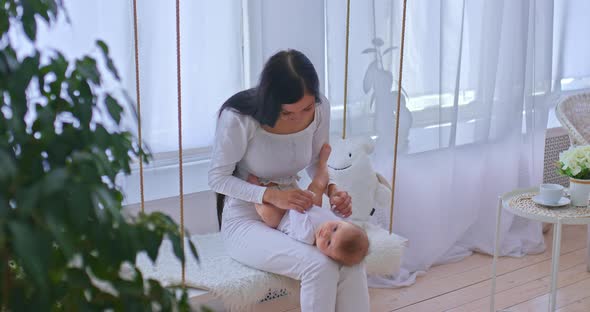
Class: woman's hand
263,188,314,213
328,184,352,218
248,174,314,213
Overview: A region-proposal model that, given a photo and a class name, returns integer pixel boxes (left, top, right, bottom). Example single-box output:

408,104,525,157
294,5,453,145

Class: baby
248,144,369,266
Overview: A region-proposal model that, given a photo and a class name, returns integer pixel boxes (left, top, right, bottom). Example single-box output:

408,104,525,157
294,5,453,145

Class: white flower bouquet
557,145,590,180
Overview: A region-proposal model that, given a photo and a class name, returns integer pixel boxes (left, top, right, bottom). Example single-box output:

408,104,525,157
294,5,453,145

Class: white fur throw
136,233,298,311
359,222,407,276
136,227,405,310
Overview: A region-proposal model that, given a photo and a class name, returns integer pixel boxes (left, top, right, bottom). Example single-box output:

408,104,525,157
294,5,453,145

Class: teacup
539,184,564,204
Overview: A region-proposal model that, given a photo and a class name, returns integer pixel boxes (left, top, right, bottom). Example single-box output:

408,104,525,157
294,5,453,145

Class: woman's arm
209,110,314,210
208,109,267,204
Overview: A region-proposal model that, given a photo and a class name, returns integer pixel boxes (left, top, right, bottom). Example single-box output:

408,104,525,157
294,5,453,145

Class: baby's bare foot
318,143,331,167
309,143,331,197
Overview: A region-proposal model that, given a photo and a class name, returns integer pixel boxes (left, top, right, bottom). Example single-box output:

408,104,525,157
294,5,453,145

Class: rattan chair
556,93,590,145
555,92,590,273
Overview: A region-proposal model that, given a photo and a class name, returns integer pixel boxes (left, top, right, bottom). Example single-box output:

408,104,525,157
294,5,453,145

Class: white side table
490,188,590,312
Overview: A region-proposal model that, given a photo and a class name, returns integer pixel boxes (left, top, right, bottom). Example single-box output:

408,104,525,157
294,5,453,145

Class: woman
208,49,370,312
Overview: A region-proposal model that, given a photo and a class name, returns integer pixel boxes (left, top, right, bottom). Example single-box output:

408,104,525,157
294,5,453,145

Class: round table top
502,188,590,225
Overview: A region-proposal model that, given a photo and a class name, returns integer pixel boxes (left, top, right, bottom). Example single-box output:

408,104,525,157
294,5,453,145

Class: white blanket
136,225,406,310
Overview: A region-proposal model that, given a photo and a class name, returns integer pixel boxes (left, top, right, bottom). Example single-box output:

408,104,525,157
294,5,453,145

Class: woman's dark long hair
215,49,321,228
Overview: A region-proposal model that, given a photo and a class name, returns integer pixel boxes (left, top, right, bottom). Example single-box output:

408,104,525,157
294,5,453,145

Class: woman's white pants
222,217,370,312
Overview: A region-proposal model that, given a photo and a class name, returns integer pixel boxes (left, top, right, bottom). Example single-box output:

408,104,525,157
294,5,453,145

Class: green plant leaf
66,267,91,288
42,167,68,195
0,149,17,183
45,215,75,259
66,184,92,228
138,227,162,262
96,40,120,80
22,10,38,41
93,124,110,148
113,277,144,298
169,234,185,265
0,195,8,222
105,95,123,124
90,150,115,178
0,7,10,37
15,182,41,216
9,221,50,288
76,57,101,85
93,186,123,224
0,46,20,74
31,0,51,22
188,239,199,263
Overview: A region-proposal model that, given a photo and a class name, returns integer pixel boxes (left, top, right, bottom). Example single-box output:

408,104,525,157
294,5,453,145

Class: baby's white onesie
277,205,341,245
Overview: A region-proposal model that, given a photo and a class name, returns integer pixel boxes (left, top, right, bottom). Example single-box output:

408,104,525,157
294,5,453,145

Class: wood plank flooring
195,225,590,312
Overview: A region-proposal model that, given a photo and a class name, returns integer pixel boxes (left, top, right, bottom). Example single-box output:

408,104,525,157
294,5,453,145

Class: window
34,1,590,202
325,0,590,154
28,1,245,203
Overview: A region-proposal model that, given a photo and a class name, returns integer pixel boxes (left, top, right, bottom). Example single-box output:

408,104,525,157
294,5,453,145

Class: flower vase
569,178,590,207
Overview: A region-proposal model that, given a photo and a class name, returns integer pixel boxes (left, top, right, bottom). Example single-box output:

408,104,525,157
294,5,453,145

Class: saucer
532,195,571,207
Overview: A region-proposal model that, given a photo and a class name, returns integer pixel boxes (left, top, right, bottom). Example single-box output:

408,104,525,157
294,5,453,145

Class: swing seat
136,223,406,310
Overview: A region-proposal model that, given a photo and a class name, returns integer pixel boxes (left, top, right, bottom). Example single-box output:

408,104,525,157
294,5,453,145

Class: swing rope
174,0,186,286
132,0,187,288
342,0,408,234
342,0,351,140
132,0,145,213
389,0,408,234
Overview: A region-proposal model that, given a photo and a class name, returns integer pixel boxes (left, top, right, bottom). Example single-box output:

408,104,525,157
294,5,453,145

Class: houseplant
558,145,590,206
0,0,200,310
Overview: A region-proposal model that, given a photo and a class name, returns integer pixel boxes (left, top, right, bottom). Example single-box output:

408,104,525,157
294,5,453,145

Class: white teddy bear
327,137,391,226
326,137,406,276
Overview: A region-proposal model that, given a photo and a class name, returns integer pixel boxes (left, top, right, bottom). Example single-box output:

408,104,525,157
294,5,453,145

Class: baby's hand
329,190,352,218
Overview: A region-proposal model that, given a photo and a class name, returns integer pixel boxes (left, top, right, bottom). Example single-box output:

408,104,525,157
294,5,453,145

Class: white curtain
10,1,135,133
327,0,590,287
27,0,244,153
24,1,245,203
25,0,590,280
134,1,244,153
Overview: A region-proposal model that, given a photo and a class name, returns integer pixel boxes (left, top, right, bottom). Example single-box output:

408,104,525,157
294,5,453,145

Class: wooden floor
197,225,590,312
364,225,590,312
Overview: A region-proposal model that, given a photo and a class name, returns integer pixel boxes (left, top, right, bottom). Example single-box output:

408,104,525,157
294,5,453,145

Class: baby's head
315,220,369,266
